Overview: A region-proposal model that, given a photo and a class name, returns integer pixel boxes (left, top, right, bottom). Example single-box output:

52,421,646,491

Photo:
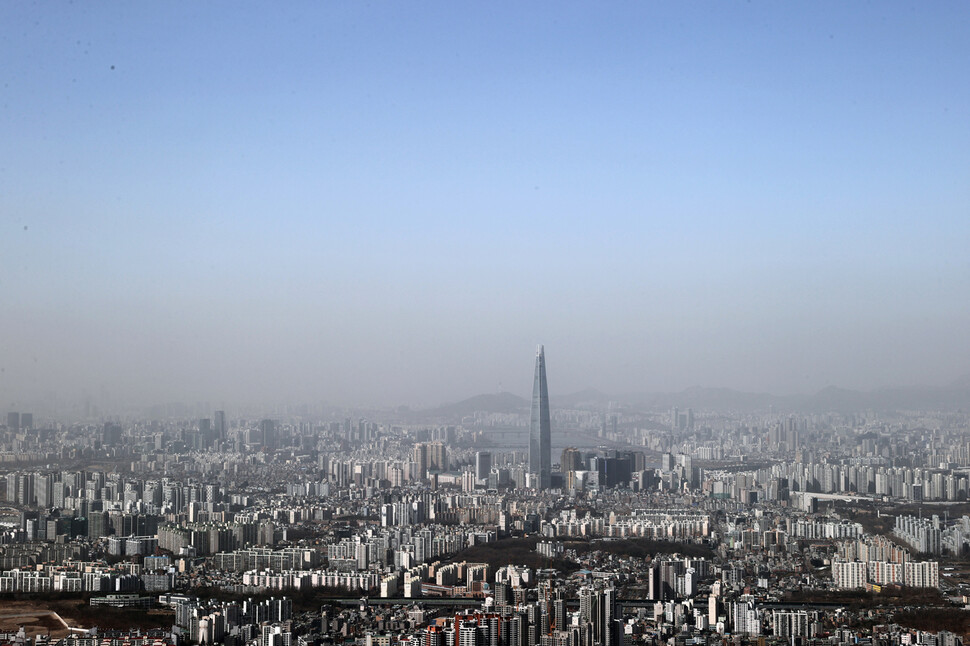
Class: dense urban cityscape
4,4,968,646
4,348,970,646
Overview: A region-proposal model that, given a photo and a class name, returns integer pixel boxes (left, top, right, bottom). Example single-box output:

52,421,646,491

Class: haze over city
9,5,970,644
2,3,969,411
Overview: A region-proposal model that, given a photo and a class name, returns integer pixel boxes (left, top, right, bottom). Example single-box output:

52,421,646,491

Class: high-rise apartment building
561,447,583,472
412,443,429,478
412,441,447,477
529,345,551,489
428,442,447,472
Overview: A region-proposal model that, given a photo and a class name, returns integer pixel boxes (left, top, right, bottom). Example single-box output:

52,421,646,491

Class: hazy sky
2,2,969,410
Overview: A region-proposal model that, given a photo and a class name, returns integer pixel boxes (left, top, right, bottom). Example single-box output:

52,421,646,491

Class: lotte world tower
529,345,552,489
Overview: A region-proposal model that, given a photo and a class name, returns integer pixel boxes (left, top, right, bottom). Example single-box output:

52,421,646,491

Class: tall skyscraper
214,410,227,441
259,419,276,450
529,345,551,489
199,418,212,448
475,451,492,481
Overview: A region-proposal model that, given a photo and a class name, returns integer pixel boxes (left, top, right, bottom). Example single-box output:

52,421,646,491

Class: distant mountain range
408,376,970,420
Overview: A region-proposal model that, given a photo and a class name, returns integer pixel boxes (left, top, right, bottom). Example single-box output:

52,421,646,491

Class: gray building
214,410,227,441
529,345,551,490
475,452,492,481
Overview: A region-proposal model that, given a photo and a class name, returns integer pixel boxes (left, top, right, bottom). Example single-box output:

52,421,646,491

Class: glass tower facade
529,345,552,489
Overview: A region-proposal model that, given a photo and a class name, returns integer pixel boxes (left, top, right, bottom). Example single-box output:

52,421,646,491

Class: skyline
8,358,970,420
2,2,969,409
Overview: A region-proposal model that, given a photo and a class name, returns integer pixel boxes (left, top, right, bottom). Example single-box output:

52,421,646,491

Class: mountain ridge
410,379,970,420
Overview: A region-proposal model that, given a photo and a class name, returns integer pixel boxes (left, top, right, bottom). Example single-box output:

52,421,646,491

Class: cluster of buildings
0,559,174,593
3,349,970,646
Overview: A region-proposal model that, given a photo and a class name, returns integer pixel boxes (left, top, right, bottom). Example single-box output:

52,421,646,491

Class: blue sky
2,2,969,410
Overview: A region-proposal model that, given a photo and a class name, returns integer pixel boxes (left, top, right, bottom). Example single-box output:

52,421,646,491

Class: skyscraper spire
529,344,551,489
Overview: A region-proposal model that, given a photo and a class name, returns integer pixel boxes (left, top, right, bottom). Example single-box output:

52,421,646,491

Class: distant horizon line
7,372,970,420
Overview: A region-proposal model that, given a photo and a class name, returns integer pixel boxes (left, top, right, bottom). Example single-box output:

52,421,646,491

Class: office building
529,345,551,490
214,411,227,441
259,419,276,451
475,452,492,481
